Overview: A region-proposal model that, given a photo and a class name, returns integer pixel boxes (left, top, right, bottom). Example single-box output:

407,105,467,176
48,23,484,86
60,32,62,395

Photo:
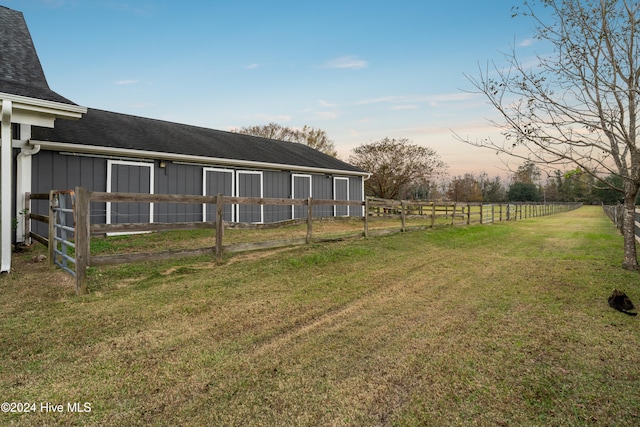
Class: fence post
467,204,471,225
306,197,313,244
431,202,436,228
215,193,224,262
364,198,369,237
75,187,90,295
401,200,406,232
24,192,31,245
48,190,55,266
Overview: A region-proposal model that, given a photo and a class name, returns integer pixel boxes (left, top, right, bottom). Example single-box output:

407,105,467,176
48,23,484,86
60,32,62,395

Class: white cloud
518,38,536,47
391,105,419,111
318,100,337,107
245,63,259,70
355,93,476,107
325,55,368,70
114,79,139,85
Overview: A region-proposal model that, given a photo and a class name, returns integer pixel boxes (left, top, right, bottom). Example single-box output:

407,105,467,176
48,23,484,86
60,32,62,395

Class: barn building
0,5,369,272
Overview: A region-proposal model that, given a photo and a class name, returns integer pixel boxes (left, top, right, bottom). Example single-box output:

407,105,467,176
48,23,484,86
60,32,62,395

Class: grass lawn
1,206,639,426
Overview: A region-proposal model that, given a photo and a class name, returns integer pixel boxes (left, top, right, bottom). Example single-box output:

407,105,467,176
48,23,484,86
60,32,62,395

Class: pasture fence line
602,204,640,243
366,198,580,229
25,187,581,294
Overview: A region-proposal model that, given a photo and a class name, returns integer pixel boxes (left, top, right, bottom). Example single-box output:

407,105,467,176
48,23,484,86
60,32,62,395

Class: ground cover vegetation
460,0,640,270
1,206,639,426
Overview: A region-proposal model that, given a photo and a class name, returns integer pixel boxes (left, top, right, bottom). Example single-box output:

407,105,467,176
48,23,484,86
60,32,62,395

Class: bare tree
457,0,640,270
447,174,483,202
233,123,337,157
349,138,447,199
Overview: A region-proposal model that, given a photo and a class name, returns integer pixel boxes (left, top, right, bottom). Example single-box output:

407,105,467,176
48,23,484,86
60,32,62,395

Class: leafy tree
480,174,507,202
543,175,560,202
408,183,431,200
233,123,337,157
348,138,447,200
514,161,540,185
549,170,567,202
458,0,640,270
566,171,595,203
507,182,540,202
593,174,625,205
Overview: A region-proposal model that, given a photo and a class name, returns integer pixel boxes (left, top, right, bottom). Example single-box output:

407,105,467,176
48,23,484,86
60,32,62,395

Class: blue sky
7,0,545,177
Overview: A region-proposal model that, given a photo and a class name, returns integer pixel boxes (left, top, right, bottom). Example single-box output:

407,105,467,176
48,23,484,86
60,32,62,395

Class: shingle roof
32,108,367,174
0,6,75,105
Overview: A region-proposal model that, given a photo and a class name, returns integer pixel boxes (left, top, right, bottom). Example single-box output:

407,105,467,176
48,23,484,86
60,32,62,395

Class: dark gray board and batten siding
30,150,363,236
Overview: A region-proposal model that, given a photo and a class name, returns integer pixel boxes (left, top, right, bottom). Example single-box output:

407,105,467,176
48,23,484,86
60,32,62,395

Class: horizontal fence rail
603,204,640,243
26,187,582,294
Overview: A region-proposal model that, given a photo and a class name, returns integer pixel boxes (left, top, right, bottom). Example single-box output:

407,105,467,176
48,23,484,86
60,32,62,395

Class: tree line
237,0,640,271
233,125,626,204
442,163,625,205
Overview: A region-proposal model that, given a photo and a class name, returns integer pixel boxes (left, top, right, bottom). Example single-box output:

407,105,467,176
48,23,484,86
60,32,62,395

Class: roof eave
0,93,86,127
30,139,371,178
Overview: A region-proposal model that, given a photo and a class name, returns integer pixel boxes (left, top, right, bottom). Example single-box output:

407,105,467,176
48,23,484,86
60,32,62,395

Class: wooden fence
25,187,581,294
367,198,579,227
602,204,640,242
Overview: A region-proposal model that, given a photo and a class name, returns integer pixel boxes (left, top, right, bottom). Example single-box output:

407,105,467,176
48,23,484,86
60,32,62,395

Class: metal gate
482,204,494,224
50,190,76,277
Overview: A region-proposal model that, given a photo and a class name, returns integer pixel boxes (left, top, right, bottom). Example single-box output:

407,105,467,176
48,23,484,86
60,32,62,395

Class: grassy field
86,216,438,257
1,206,639,426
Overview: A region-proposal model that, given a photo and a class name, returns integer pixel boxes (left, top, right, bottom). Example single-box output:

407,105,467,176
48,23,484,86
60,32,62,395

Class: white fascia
30,140,372,178
0,93,86,127
1,95,86,269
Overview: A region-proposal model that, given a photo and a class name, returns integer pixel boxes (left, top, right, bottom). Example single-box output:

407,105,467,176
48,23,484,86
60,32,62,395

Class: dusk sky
7,0,550,177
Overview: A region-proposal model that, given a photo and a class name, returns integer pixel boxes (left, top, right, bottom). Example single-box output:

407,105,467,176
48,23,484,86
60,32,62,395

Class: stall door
106,160,154,224
203,168,234,222
334,177,349,217
292,174,312,219
236,171,263,223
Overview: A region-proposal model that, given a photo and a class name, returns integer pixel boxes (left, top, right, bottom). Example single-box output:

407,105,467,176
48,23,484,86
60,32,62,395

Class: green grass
85,213,470,257
1,206,639,426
